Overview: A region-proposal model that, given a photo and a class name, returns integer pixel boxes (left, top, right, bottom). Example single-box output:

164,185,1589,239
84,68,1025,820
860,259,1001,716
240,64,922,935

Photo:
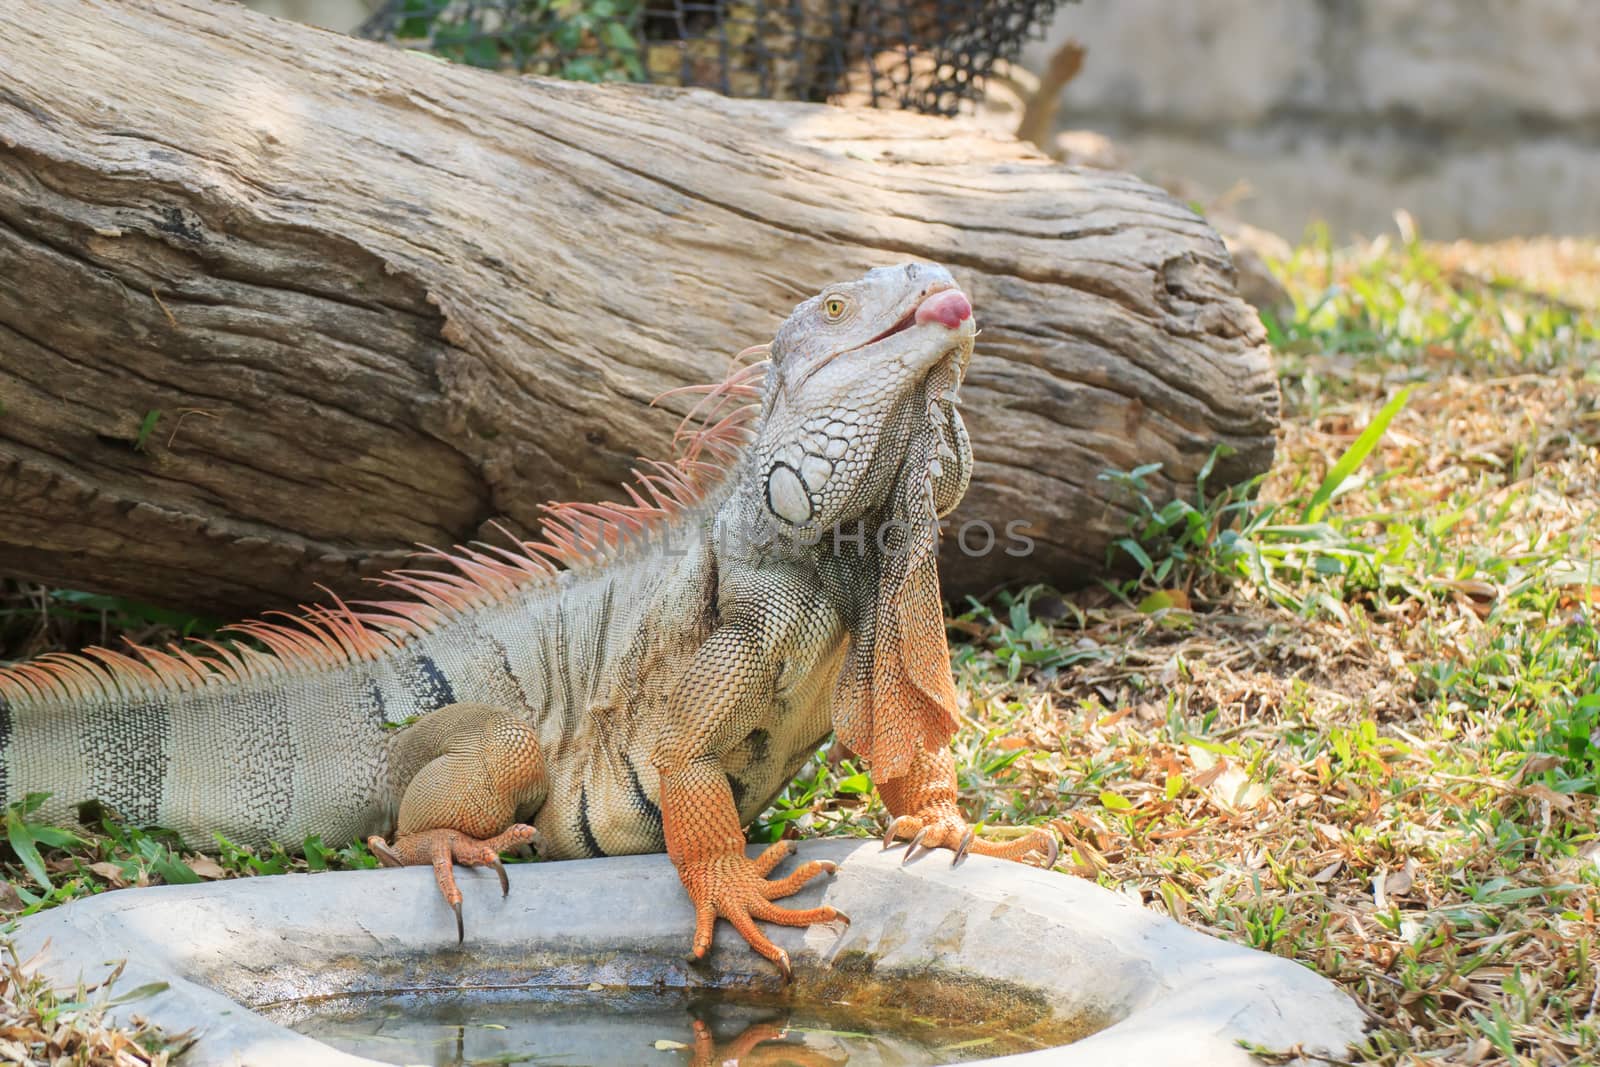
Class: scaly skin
0,263,1056,976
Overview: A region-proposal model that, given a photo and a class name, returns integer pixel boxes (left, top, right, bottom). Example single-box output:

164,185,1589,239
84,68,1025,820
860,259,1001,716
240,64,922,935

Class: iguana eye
823,298,847,320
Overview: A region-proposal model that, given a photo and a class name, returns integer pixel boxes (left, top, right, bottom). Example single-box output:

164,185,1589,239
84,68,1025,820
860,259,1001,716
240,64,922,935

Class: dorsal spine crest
0,358,768,707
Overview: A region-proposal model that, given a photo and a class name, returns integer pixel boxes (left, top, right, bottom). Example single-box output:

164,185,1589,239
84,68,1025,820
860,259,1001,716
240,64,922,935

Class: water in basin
263,984,1082,1066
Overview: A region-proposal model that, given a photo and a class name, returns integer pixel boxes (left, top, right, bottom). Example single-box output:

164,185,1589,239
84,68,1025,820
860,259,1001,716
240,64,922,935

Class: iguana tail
0,591,529,850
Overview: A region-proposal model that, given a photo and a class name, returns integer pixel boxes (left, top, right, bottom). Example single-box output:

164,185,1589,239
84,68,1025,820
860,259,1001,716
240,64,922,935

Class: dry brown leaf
1511,753,1563,783
184,855,227,880
1148,825,1203,842
1189,761,1228,791
1438,578,1498,602
89,862,128,887
1557,585,1600,609
1374,860,1417,907
1518,783,1576,814
1096,705,1136,728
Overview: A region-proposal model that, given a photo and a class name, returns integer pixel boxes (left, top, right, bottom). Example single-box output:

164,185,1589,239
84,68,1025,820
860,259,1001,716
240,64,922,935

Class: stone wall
1026,0,1600,241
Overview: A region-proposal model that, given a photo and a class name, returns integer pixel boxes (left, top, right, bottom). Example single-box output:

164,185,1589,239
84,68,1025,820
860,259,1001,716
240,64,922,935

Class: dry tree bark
0,0,1277,617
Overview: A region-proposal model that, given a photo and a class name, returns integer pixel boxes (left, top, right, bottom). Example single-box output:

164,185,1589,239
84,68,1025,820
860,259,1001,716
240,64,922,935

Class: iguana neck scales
0,263,1054,976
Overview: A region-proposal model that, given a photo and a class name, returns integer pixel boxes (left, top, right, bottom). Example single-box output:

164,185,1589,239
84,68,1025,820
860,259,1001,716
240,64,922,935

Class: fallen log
0,0,1277,617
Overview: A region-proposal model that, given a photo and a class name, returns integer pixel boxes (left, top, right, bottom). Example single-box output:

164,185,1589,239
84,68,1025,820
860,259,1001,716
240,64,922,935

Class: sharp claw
818,860,838,876
774,948,792,983
952,828,975,866
367,836,403,867
832,909,852,926
491,857,509,897
882,814,914,849
902,826,930,865
1039,831,1060,871
453,900,464,945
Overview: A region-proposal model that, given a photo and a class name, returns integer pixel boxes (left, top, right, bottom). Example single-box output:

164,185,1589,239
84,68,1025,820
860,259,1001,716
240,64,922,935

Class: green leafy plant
749,753,876,844
4,793,85,891
1097,444,1273,597
38,588,222,638
949,586,1107,682
133,409,161,452
392,0,644,81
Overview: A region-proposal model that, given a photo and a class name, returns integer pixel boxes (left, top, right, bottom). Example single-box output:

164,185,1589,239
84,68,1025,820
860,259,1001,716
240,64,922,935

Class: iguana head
741,262,977,779
752,262,976,536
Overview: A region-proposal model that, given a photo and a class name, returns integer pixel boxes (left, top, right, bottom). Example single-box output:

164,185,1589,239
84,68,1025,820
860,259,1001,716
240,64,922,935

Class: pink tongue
914,289,972,329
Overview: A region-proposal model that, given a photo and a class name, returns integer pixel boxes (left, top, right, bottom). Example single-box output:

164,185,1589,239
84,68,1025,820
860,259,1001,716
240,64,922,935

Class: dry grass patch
0,946,186,1065
914,231,1598,1065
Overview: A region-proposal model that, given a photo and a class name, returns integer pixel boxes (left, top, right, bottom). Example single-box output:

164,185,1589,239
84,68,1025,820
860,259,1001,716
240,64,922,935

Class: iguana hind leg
366,702,549,942
878,745,1058,869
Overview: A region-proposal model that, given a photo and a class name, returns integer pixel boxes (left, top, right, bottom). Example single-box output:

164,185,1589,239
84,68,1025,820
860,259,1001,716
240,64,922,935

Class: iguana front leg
654,620,849,980
878,745,1058,868
366,701,549,941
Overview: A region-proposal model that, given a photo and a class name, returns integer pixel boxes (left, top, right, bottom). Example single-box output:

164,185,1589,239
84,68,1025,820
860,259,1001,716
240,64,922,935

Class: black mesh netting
357,1,1066,116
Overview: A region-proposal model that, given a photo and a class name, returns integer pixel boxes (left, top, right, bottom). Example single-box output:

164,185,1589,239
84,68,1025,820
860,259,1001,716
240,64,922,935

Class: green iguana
0,262,1055,978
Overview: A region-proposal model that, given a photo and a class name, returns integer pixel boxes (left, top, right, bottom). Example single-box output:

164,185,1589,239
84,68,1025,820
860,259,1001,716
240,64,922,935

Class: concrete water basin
14,840,1365,1065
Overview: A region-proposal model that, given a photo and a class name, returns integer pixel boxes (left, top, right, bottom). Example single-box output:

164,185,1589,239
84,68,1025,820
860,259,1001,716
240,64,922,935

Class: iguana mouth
859,285,970,350
798,285,972,391
859,305,920,348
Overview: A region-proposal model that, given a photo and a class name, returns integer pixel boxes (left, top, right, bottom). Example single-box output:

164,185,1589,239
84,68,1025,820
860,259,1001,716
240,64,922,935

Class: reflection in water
686,1017,844,1066
264,986,1044,1066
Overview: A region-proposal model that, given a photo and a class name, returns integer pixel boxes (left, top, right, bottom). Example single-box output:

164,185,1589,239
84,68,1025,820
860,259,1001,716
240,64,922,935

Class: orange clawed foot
883,802,1058,870
367,823,540,943
679,840,850,981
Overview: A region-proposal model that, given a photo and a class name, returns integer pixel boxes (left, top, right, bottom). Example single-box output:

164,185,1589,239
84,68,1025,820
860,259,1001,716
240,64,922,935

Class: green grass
3,232,1598,1065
